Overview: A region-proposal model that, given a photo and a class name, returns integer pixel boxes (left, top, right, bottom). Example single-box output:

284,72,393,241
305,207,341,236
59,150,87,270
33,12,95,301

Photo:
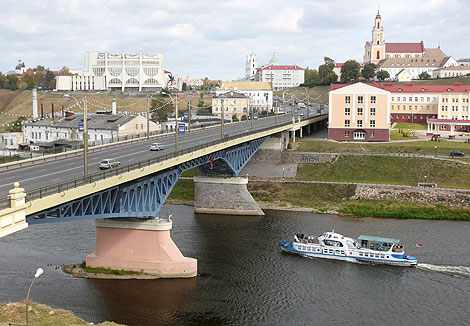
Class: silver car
149,143,165,151
99,159,120,169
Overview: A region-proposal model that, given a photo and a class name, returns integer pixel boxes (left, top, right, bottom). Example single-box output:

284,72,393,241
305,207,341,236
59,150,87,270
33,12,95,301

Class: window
358,96,363,104
391,105,394,111
141,124,143,129
409,106,412,111
370,108,376,115
371,96,376,104
357,120,363,127
358,108,363,115
370,120,375,128
409,97,412,102
345,108,350,115
370,131,375,138
345,96,351,104
345,131,350,137
345,119,350,127
136,124,138,129
415,97,418,102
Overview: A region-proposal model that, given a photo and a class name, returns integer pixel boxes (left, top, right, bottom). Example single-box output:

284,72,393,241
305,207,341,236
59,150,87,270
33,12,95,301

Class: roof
357,235,400,244
332,82,470,94
329,82,390,94
219,81,272,91
396,69,411,76
434,65,470,72
24,114,137,130
378,57,449,69
385,41,424,53
259,64,304,70
215,91,248,99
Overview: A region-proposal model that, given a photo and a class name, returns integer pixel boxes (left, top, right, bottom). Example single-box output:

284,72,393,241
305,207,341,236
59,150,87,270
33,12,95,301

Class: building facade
245,50,257,80
254,53,304,90
217,81,273,112
0,132,23,150
432,66,470,78
328,83,391,142
212,92,249,119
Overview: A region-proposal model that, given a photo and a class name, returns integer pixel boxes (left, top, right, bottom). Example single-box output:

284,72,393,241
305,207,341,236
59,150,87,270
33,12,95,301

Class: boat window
359,252,363,256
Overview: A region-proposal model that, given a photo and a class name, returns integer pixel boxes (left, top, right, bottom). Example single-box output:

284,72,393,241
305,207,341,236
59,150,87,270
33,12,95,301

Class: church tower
245,50,257,80
363,10,386,64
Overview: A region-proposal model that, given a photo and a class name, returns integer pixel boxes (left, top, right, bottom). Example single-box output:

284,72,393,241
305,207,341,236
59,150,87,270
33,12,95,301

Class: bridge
0,107,328,277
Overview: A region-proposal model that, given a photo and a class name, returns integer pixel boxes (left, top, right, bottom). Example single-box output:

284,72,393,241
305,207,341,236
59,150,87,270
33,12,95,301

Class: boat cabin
357,235,401,252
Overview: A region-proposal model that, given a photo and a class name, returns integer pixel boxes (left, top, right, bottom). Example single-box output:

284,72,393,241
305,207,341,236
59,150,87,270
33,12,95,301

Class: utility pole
175,94,178,152
250,99,253,131
188,100,191,133
83,98,88,177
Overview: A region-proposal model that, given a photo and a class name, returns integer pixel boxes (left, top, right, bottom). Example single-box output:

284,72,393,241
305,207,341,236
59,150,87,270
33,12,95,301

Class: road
0,106,327,199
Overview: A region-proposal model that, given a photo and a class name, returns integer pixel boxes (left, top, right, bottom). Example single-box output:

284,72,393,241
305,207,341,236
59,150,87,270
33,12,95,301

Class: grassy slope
296,156,470,188
274,85,329,104
295,139,470,155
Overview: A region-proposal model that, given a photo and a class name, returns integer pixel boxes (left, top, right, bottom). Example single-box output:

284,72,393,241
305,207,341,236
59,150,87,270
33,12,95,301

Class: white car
149,143,165,151
99,159,120,170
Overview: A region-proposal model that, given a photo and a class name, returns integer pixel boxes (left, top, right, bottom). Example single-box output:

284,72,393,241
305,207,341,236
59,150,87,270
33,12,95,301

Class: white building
15,60,26,75
56,51,166,92
245,50,257,79
0,132,23,150
217,81,272,112
432,66,470,78
255,53,304,90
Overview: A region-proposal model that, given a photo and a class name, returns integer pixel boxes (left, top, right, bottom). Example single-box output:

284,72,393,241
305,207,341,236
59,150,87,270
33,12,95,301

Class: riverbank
62,263,163,280
0,301,125,326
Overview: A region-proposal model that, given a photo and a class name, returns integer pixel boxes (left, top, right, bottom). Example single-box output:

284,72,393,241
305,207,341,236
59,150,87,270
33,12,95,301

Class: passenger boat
280,230,417,267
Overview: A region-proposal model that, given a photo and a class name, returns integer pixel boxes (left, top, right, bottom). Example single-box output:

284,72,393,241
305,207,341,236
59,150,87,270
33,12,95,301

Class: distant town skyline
1,0,469,80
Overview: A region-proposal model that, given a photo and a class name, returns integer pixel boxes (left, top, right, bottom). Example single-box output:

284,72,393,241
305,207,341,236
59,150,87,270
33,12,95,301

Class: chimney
41,104,44,118
112,98,117,115
51,103,54,121
32,88,38,119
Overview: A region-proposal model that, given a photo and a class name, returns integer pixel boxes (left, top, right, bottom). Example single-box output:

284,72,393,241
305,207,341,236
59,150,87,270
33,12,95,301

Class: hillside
0,90,213,126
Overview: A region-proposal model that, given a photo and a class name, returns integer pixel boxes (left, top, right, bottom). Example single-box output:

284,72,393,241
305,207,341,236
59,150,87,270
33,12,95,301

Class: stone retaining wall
354,185,470,207
250,149,336,164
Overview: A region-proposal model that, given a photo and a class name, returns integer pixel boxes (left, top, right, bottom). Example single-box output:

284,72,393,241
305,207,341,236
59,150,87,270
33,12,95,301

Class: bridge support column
86,218,197,278
300,126,303,138
291,130,296,143
307,125,311,135
194,176,264,215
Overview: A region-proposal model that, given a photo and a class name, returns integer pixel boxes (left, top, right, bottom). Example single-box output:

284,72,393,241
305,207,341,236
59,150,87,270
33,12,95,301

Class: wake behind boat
281,230,417,267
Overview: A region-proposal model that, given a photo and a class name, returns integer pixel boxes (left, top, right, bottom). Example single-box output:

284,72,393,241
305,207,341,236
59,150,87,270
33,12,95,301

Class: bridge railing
17,121,293,204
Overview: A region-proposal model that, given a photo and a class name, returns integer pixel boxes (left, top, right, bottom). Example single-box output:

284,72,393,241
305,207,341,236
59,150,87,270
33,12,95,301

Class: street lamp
146,96,150,139
65,94,88,177
220,97,224,138
162,92,178,152
9,267,44,326
434,145,437,157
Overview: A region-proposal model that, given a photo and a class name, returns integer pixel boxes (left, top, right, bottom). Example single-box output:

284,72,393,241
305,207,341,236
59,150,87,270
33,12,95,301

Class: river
1,204,470,325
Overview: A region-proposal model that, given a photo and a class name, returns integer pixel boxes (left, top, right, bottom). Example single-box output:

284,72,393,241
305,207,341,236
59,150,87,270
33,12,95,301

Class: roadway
0,106,327,199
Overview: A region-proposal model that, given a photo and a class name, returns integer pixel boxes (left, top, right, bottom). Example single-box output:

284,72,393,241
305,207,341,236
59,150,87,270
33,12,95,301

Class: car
450,150,465,157
149,143,165,151
99,159,120,169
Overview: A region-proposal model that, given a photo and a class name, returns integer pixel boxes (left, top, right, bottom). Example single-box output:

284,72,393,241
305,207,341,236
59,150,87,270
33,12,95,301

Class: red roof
330,82,470,93
427,118,470,123
259,64,304,70
334,63,363,68
385,41,424,53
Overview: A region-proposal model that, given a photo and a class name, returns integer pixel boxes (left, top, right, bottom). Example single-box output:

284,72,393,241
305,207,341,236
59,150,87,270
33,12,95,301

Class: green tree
304,68,321,86
182,82,187,92
376,70,390,81
20,74,35,89
0,73,8,88
340,60,361,83
7,74,18,90
418,72,431,80
150,98,173,122
361,63,377,81
318,57,335,82
44,70,55,89
33,72,45,89
33,65,45,72
9,116,28,132
323,72,338,84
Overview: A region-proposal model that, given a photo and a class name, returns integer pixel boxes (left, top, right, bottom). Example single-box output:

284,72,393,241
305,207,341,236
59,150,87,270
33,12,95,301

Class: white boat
280,230,417,267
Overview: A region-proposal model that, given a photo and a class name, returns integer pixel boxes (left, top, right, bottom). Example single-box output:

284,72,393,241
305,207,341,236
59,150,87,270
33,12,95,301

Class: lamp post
220,97,224,138
65,94,88,177
146,96,150,139
9,268,44,326
434,145,437,157
250,98,253,131
162,92,178,152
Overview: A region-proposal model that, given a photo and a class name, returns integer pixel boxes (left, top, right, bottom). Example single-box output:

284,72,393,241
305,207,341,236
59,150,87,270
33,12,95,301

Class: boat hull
281,241,417,267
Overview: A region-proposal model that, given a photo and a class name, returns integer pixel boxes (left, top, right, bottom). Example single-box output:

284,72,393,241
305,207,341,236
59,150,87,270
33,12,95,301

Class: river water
1,204,470,325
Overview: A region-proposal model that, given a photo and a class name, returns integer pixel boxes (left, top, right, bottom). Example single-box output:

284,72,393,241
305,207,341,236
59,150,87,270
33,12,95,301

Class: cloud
0,0,469,79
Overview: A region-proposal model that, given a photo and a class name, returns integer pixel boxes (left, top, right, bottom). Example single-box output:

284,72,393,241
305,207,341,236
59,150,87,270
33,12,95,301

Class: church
363,10,458,80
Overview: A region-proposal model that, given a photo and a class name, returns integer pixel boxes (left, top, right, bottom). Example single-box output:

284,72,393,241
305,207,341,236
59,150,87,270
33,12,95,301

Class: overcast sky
1,0,469,80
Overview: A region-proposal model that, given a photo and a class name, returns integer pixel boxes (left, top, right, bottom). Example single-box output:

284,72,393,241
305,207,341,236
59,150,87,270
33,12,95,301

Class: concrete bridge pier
86,218,197,278
194,176,264,216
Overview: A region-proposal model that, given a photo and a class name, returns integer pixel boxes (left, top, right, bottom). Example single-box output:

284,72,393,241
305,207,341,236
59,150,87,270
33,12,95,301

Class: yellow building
217,81,272,111
396,69,412,82
328,83,391,141
212,91,250,119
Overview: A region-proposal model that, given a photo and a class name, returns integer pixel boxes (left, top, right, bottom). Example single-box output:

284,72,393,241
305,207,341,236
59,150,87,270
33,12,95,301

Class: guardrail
0,121,293,209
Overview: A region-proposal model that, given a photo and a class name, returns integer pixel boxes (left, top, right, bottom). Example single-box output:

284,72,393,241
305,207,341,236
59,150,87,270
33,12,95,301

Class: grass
274,85,329,104
341,200,470,220
79,262,140,276
393,122,427,130
295,139,470,155
0,301,124,326
168,179,195,201
295,156,470,188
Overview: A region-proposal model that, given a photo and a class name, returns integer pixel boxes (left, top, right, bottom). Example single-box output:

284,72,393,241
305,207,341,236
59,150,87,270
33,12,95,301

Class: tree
0,73,8,89
7,74,19,90
44,70,55,89
361,63,377,81
376,70,390,81
9,116,28,132
323,72,338,84
318,57,335,82
418,72,431,80
60,66,71,75
150,98,173,122
33,65,45,72
340,60,361,83
304,68,321,86
20,74,35,89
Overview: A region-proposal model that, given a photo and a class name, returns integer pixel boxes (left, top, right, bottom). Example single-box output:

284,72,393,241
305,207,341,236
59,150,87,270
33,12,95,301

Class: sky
0,0,469,80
